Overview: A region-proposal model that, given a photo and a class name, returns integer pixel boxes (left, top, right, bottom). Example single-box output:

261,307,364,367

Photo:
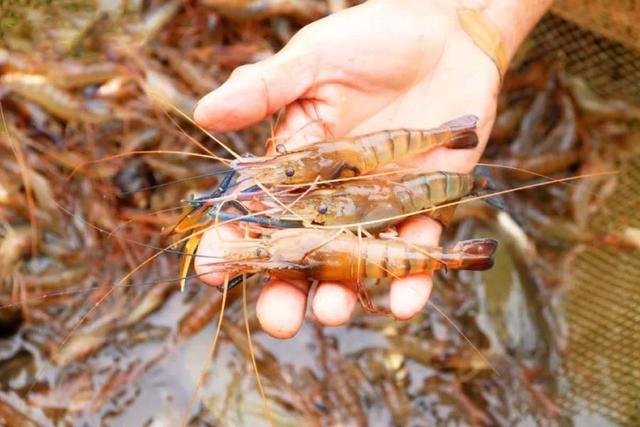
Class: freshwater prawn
205,228,498,283
218,170,500,230
229,114,480,186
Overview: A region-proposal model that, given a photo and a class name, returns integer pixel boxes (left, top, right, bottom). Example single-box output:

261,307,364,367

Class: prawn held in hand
259,171,489,229
231,115,479,185
206,229,497,283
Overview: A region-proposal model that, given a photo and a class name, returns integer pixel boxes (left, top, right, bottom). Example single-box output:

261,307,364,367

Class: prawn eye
284,166,295,177
317,203,328,215
275,144,287,154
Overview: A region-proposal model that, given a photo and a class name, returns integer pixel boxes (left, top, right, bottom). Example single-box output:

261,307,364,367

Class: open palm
193,0,502,338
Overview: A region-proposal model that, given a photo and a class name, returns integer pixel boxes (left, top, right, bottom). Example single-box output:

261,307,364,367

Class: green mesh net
522,9,640,424
559,156,640,425
525,14,640,106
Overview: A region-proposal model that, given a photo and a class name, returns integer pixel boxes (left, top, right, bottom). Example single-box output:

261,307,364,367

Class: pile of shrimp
0,0,636,425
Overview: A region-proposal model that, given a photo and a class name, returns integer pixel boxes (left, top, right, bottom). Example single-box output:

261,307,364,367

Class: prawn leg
242,184,261,193
206,199,252,215
225,273,255,291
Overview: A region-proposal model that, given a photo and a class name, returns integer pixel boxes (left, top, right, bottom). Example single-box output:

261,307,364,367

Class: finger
256,278,310,339
312,281,357,326
193,224,242,287
194,40,319,132
389,215,441,320
194,219,310,339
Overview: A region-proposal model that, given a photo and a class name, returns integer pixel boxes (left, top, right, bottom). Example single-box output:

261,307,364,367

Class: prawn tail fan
442,115,480,149
453,238,498,271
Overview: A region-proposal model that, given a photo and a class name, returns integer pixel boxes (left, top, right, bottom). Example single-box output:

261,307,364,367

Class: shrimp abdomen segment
361,239,441,280
356,115,479,171
303,237,429,281
401,172,476,213
215,231,497,282
298,232,496,281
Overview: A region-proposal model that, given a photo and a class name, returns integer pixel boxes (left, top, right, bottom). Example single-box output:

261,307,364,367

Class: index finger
194,223,243,287
389,215,442,319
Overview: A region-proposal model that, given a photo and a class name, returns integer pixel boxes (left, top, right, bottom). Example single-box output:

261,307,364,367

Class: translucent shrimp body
212,229,497,282
231,115,479,186
265,171,485,229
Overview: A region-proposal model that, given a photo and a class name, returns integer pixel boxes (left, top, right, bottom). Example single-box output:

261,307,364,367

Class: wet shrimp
253,171,495,229
1,73,112,123
175,170,497,290
206,228,497,284
230,115,479,186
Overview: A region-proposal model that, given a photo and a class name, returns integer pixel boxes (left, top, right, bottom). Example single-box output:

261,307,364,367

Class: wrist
373,0,552,62
482,0,554,60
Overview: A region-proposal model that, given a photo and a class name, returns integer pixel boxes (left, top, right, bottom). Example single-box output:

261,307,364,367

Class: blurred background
0,1,638,425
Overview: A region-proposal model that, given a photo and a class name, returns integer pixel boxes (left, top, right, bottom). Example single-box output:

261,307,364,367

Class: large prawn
233,170,498,230
207,228,498,284
229,115,479,186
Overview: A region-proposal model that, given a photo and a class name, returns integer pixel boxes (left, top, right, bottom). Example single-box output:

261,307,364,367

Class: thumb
193,44,318,132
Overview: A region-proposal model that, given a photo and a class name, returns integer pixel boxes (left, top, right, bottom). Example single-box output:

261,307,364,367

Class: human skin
192,0,554,338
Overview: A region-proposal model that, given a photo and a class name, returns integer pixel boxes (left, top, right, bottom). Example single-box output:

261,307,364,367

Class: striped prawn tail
449,238,498,271
439,115,481,149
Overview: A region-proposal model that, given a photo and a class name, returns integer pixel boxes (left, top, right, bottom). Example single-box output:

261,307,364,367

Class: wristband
457,7,508,81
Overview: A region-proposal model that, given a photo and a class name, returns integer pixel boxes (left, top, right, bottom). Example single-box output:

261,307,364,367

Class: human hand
192,0,550,338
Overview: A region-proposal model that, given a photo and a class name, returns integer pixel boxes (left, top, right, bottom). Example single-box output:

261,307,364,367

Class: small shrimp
177,286,242,339
495,149,582,181
0,225,32,279
127,0,182,46
207,229,497,283
142,69,197,116
565,76,640,121
256,171,490,229
52,316,116,366
47,61,125,89
1,73,112,123
156,47,220,95
0,396,40,427
231,115,479,186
